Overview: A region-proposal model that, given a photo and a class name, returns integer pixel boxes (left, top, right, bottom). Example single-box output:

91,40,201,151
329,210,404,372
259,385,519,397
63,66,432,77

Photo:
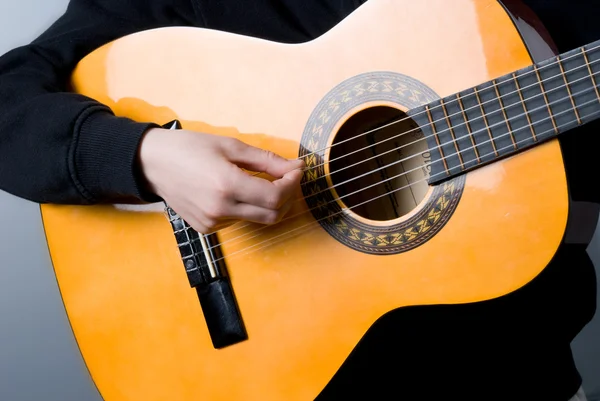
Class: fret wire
210,102,599,265
440,98,464,169
512,72,537,142
299,52,600,181
493,78,517,149
251,43,600,176
193,51,600,254
582,47,600,103
456,93,481,162
557,55,582,124
218,55,600,253
214,85,600,254
425,105,450,175
533,64,559,134
473,86,499,156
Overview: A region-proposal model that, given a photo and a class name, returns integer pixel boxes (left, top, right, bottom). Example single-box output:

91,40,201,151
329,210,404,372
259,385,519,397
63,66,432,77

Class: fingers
191,198,294,233
273,168,305,190
220,138,305,208
192,187,296,232
223,138,305,178
230,167,303,210
229,198,294,226
205,219,238,232
193,221,236,234
158,133,305,235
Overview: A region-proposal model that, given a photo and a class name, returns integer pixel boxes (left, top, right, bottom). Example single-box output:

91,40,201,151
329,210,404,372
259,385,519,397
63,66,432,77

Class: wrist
76,110,159,202
137,127,169,199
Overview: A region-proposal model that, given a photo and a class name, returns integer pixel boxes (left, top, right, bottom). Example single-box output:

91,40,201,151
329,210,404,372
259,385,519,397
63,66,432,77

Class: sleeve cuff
71,107,161,203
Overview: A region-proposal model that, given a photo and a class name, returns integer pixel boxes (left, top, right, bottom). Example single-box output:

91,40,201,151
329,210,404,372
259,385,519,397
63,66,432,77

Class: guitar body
40,0,582,400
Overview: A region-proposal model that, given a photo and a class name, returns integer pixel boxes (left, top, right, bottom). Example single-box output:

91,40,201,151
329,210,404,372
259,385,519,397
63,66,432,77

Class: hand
138,128,305,233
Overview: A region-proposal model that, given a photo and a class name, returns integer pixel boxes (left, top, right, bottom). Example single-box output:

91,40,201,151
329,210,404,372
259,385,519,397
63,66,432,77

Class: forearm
0,0,197,204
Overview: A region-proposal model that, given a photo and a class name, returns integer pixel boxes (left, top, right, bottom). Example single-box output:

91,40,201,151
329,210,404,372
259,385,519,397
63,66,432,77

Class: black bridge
162,120,247,349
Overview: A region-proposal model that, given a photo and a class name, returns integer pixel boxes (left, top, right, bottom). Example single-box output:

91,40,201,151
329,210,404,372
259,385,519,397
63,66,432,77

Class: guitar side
40,1,571,400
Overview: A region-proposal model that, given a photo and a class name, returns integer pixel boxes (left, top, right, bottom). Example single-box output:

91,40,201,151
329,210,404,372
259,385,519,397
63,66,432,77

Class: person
0,1,597,400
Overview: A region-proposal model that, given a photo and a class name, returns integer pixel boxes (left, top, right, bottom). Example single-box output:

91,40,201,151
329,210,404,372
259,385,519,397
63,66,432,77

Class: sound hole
329,106,431,221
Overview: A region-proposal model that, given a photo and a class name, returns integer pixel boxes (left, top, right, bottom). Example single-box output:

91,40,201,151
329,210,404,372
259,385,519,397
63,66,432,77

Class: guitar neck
410,39,600,184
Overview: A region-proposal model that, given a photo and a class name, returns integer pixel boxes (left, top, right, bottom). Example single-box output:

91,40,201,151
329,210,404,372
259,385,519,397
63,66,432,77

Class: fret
420,39,600,187
432,92,478,171
456,93,481,163
492,72,537,152
514,64,555,142
493,78,517,149
534,54,583,135
557,56,581,124
566,44,600,124
458,86,497,164
431,99,465,175
440,98,465,169
474,80,516,158
532,64,559,133
473,86,499,156
409,105,441,180
582,46,600,103
441,92,479,170
425,104,452,176
512,72,537,142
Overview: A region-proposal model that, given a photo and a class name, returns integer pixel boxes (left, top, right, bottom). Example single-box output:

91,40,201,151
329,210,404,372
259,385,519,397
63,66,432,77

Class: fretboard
409,39,600,184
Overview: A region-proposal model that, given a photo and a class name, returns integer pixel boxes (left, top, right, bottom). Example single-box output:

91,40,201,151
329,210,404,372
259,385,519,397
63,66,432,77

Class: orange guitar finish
40,1,569,400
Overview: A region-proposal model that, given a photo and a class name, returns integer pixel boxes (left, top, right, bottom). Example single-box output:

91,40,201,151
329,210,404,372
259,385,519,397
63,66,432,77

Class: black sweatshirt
0,1,598,400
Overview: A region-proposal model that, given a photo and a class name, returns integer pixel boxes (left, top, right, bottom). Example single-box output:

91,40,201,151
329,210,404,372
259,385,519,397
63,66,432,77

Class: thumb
224,139,305,177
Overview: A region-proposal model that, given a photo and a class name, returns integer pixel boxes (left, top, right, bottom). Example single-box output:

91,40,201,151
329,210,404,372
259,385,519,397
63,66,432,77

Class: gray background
0,1,598,400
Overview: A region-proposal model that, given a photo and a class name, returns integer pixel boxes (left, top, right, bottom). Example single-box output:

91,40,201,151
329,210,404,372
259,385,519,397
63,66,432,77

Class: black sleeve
0,0,200,204
521,0,600,52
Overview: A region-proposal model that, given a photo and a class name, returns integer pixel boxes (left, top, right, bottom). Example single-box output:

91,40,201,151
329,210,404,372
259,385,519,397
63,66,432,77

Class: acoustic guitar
40,0,600,399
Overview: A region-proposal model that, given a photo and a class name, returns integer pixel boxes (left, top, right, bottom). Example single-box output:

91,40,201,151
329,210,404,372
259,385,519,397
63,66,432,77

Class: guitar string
208,102,600,265
219,61,598,238
298,55,600,186
208,68,600,248
218,48,600,237
208,90,599,253
245,43,600,179
297,50,600,182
